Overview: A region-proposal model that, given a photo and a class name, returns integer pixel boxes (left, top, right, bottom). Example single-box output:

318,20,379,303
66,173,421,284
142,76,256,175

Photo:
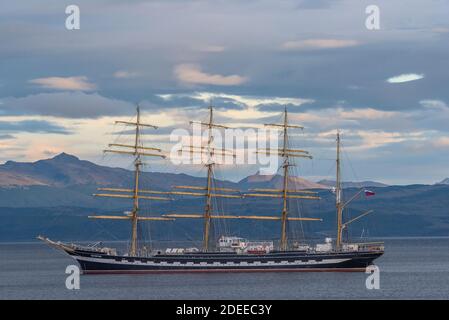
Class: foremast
89,106,172,256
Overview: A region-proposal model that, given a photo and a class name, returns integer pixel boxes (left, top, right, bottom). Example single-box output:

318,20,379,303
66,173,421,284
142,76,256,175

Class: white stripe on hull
83,268,367,274
75,255,351,268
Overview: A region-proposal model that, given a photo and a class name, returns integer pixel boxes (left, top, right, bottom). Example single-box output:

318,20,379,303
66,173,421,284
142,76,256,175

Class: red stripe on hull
82,267,366,275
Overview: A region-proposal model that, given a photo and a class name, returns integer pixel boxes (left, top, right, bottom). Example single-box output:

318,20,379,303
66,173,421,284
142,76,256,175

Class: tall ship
39,106,384,274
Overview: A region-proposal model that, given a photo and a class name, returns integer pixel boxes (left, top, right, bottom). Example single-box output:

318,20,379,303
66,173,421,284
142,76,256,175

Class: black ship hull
65,247,382,274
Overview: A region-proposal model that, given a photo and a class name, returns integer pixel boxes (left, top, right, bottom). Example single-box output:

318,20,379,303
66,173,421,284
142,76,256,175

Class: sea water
0,237,448,299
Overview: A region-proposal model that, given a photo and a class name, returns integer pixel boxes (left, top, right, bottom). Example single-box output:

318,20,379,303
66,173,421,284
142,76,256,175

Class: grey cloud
0,134,16,140
1,0,449,184
145,95,243,110
295,0,341,10
0,120,71,134
112,126,181,136
1,0,448,114
256,102,313,113
0,92,135,119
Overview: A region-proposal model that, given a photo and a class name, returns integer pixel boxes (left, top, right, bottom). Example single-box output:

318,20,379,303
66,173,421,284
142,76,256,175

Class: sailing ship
39,106,384,274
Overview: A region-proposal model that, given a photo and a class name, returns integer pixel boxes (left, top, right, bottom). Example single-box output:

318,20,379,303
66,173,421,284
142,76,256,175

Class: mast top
104,105,165,159
252,107,319,251
89,106,172,256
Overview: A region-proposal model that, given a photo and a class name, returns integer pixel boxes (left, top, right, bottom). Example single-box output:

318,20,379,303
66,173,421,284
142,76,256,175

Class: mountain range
0,153,208,189
0,153,330,190
317,180,388,188
0,153,448,241
0,152,399,191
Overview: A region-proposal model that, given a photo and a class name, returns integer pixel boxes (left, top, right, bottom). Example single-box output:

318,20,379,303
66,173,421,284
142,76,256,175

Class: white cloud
386,73,424,84
339,108,398,120
420,99,448,110
282,39,359,50
354,130,426,149
197,45,226,53
215,108,279,121
174,64,248,86
29,76,96,91
431,27,449,33
191,92,312,108
290,107,398,130
433,136,449,147
113,70,139,79
158,92,313,121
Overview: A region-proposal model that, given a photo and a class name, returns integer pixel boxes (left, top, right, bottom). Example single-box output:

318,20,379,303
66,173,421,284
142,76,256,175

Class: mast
280,108,290,251
203,106,214,252
248,107,320,251
165,106,236,252
163,106,322,252
89,105,172,257
335,131,343,250
334,131,377,250
130,106,142,257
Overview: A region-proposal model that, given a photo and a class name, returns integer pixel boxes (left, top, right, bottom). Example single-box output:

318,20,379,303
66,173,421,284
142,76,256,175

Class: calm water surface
1,238,448,299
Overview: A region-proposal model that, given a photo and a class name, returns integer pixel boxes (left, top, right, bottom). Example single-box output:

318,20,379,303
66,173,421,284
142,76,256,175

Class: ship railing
349,241,385,252
246,241,274,247
86,241,103,248
70,242,117,255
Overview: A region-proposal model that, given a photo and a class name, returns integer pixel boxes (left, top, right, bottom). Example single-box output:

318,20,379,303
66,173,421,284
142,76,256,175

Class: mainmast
89,105,172,256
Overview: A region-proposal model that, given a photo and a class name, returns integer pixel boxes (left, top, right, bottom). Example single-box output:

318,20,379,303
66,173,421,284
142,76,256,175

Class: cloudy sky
1,0,448,184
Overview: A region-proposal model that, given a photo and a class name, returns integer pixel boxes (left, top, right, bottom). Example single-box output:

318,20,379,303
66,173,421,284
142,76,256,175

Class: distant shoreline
2,235,449,245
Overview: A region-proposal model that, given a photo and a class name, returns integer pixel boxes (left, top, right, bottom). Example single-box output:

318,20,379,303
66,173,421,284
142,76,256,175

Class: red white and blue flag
364,189,375,197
